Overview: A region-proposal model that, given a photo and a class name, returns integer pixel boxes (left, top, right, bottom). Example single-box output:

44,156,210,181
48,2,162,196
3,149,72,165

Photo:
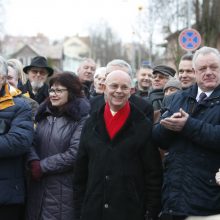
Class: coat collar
93,102,147,142
0,84,15,110
183,84,220,100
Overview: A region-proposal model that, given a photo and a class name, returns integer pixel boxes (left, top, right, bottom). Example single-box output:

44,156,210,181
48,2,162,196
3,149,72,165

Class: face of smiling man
178,59,195,89
104,70,132,112
136,67,152,90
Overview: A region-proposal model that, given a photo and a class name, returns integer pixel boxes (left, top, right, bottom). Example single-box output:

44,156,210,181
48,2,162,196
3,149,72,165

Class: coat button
105,175,109,180
104,203,109,208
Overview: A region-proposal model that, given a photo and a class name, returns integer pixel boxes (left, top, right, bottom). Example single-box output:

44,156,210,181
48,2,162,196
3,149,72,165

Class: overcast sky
3,0,148,41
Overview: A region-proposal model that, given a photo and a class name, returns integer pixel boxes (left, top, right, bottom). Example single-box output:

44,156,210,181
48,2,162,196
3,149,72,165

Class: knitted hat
163,78,182,92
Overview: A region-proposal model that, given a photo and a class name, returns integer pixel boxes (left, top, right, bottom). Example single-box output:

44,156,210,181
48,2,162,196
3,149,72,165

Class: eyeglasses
107,83,131,91
30,68,48,76
152,74,169,80
48,88,68,95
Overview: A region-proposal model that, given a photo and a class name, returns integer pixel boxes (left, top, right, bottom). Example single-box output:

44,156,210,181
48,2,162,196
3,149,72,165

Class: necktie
198,92,207,104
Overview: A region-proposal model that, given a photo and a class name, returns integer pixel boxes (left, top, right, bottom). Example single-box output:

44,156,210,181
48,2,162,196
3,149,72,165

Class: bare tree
196,0,220,47
89,20,129,66
146,0,220,68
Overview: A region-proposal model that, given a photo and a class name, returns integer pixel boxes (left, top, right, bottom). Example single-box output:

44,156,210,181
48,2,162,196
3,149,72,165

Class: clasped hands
160,108,189,132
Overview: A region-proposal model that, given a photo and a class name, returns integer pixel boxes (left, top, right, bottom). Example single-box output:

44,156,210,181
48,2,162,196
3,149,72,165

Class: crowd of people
0,46,220,220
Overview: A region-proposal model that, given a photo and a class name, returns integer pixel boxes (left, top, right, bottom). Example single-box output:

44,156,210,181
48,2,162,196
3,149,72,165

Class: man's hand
160,108,189,132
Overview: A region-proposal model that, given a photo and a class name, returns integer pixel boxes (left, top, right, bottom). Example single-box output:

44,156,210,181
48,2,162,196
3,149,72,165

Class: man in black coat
74,70,162,220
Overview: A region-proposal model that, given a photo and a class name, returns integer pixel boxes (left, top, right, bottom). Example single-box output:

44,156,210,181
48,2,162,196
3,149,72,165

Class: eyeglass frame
29,68,48,76
106,83,131,92
48,88,68,95
152,73,169,80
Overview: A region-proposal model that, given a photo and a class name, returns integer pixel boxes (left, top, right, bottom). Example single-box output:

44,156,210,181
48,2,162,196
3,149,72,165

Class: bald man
90,59,154,122
73,70,162,220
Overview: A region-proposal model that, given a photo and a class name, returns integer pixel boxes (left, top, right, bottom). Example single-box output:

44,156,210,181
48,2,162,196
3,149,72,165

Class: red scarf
104,101,130,139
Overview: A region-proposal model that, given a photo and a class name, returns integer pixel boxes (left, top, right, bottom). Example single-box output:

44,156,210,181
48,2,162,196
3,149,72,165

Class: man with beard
77,58,96,99
23,56,54,104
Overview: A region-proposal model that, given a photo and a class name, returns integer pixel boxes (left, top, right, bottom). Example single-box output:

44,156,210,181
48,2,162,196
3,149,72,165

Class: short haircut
79,58,96,67
94,67,106,79
192,46,220,68
180,53,193,61
106,59,132,77
0,56,8,77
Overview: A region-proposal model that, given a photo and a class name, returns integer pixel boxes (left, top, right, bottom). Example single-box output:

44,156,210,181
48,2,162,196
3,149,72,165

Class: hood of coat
35,97,90,122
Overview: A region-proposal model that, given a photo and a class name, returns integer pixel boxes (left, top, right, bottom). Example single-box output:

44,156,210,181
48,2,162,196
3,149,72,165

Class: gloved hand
30,160,43,181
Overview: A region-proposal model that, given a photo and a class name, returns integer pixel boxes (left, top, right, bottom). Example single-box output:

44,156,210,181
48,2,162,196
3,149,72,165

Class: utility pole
187,0,192,55
187,0,191,28
148,1,153,64
137,5,143,68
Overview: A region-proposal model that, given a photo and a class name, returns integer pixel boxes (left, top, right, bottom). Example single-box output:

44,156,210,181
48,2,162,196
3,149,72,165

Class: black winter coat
73,103,162,220
153,84,220,216
147,89,164,111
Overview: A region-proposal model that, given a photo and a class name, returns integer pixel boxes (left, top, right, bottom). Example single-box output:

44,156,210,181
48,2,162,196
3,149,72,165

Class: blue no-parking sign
178,28,201,51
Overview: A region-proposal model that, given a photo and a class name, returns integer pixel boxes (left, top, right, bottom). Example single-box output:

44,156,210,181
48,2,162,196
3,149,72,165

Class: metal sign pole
187,0,191,29
187,0,192,54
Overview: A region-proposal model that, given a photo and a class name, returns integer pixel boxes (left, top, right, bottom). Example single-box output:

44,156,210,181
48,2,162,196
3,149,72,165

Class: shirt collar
196,87,213,101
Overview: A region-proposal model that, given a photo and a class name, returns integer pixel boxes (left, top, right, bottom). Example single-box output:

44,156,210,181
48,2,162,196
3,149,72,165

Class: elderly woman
7,58,27,91
26,72,90,220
